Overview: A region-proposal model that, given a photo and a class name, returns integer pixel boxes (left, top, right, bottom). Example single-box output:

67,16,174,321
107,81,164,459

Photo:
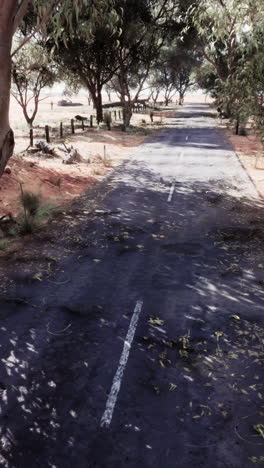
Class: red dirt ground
222,125,264,198
0,156,98,217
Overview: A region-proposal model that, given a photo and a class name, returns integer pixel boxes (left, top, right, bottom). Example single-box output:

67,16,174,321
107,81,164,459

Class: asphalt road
0,103,264,467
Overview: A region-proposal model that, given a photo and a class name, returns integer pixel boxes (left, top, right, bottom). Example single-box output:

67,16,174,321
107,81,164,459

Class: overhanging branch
11,0,59,57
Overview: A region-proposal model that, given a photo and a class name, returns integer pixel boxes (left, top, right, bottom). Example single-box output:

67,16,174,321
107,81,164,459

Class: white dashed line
186,136,189,141
100,300,143,428
167,183,175,202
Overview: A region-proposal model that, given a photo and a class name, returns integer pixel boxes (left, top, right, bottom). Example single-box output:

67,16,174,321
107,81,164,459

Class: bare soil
2,94,164,218
221,123,264,198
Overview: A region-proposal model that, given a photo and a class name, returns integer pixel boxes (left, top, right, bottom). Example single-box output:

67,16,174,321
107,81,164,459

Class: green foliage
12,41,57,126
19,190,51,235
21,191,41,217
44,2,119,124
19,190,40,234
151,41,201,104
194,63,218,96
187,1,264,135
214,21,264,135
187,0,264,82
109,0,181,128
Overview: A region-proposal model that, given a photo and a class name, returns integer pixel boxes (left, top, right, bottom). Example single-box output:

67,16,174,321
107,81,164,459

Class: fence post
114,110,117,120
60,122,63,138
235,118,240,135
90,115,93,128
45,125,50,143
71,119,75,134
29,128,34,146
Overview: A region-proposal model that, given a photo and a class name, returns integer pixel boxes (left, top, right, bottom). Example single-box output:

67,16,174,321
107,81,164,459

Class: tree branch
13,0,32,34
11,0,59,57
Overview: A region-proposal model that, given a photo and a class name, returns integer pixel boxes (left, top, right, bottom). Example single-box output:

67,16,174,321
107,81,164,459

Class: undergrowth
19,188,53,235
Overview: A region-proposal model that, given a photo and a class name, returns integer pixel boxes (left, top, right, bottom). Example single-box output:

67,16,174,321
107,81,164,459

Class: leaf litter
141,312,264,447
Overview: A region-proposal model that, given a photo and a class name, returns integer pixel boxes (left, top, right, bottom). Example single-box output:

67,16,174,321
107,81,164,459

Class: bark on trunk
89,88,103,124
22,107,34,128
0,19,14,176
178,90,183,105
153,91,160,106
95,92,103,124
0,129,15,176
122,103,132,131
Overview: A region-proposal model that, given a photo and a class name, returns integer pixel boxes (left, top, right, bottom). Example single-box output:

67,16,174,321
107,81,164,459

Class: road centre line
186,135,189,141
167,183,175,202
100,300,144,428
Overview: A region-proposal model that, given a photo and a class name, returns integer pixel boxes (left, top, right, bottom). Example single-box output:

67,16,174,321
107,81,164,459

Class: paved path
0,103,264,467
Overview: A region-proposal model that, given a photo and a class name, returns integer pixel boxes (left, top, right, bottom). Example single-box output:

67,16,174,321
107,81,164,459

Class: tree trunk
87,86,103,124
122,102,132,131
235,118,240,135
0,27,14,177
153,90,160,106
22,107,34,128
95,92,103,124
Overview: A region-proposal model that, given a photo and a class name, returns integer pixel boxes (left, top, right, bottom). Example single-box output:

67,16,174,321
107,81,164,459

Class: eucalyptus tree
45,3,119,124
111,0,181,129
0,0,112,176
12,42,57,127
219,21,264,135
187,0,262,80
150,44,199,106
186,0,264,117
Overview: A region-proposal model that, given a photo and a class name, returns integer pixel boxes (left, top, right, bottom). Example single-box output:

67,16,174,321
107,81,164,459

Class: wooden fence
27,104,148,146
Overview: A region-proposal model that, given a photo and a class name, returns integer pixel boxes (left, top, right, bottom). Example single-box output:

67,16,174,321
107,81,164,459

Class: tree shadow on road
0,159,264,466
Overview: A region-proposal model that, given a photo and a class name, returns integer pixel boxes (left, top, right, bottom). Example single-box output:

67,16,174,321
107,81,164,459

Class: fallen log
36,141,59,157
63,148,83,164
75,115,88,122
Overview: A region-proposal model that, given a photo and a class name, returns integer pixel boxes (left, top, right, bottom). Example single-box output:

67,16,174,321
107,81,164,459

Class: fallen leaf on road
230,315,240,320
32,273,43,281
253,424,264,439
249,456,264,463
214,331,223,341
149,317,165,326
169,383,177,391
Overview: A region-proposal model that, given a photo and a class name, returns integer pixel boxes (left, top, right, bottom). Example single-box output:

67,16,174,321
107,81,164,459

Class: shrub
19,189,45,235
19,217,38,235
21,192,41,217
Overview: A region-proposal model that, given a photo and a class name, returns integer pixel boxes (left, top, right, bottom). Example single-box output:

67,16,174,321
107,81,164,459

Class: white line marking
167,183,175,202
186,136,189,141
100,300,143,428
